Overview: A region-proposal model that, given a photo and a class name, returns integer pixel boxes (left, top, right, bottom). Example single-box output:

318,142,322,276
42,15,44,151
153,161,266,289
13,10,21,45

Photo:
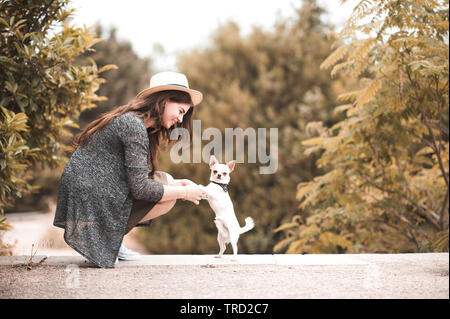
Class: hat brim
136,85,203,106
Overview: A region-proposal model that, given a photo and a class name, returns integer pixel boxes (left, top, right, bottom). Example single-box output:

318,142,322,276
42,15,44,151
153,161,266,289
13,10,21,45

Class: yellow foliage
320,45,348,70
301,137,324,146
355,78,381,108
286,240,306,254
275,0,449,254
319,232,352,249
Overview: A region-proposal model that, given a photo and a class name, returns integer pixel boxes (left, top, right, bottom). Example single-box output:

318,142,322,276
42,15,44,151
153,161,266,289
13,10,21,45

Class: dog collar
212,181,228,192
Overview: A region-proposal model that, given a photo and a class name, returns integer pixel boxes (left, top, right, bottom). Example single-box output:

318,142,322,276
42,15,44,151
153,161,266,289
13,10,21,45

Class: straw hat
137,71,203,105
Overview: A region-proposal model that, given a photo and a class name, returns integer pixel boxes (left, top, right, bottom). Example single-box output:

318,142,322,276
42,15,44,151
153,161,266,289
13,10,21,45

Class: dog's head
209,155,235,185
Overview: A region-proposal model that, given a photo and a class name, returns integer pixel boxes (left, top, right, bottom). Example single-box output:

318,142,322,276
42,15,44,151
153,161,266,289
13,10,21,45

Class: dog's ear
209,155,218,167
227,160,236,172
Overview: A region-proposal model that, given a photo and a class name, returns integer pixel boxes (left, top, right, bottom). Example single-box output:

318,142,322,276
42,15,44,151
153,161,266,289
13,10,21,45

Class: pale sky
68,0,357,71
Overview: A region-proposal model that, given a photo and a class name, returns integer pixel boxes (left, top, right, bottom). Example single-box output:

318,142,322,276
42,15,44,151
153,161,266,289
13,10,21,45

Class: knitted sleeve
113,113,165,202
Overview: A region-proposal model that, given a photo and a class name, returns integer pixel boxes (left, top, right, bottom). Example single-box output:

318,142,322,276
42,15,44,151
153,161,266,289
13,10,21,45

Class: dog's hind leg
214,218,229,258
215,236,226,258
230,241,238,261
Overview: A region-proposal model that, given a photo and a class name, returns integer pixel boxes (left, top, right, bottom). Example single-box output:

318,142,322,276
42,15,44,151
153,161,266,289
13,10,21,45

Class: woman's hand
182,184,207,205
171,178,197,187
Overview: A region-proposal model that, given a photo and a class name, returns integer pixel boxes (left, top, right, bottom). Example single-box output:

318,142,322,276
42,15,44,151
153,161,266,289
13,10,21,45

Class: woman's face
162,100,191,129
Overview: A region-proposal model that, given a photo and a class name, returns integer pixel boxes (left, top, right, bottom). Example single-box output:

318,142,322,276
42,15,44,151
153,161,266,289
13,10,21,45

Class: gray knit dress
53,112,164,268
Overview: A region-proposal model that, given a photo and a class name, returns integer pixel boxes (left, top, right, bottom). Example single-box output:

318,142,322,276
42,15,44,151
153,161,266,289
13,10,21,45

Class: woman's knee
163,172,175,185
151,171,174,185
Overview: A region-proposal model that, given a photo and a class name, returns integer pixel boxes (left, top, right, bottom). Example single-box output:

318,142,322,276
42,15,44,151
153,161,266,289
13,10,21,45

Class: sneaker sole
117,255,142,261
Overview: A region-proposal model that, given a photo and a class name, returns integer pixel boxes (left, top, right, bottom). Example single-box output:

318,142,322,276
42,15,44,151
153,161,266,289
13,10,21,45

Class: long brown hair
72,90,194,176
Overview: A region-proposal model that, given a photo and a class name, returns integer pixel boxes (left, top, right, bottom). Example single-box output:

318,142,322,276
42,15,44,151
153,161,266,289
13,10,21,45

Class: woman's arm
115,114,204,204
160,184,206,205
160,185,187,201
170,178,197,187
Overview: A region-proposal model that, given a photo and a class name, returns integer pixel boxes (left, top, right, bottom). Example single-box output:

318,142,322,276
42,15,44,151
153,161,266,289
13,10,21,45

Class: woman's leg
125,171,176,233
138,199,176,222
138,171,177,222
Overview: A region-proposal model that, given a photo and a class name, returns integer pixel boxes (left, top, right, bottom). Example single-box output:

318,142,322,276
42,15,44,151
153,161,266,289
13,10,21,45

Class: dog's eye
213,170,217,174
223,172,227,176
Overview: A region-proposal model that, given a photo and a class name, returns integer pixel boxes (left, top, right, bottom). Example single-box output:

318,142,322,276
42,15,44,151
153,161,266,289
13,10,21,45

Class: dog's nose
217,174,221,178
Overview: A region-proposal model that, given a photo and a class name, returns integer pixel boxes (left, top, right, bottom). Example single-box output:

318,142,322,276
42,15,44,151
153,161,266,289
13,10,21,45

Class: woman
53,72,206,268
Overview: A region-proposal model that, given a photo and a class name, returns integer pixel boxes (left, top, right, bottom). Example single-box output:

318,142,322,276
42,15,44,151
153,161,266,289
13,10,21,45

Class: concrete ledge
0,253,447,267
1,253,448,298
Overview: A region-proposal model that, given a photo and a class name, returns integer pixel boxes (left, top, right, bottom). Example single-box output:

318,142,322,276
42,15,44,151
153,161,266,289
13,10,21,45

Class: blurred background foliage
275,0,449,254
2,0,448,255
142,0,352,254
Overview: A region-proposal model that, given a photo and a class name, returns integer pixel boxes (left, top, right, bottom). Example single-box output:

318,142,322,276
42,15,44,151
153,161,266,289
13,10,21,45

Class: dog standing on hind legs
200,155,255,260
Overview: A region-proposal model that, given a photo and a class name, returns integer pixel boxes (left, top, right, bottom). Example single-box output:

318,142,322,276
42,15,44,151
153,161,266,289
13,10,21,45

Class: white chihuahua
200,155,254,259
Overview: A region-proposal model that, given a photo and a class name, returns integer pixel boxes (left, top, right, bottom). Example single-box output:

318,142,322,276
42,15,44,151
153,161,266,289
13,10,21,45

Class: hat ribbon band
167,83,188,89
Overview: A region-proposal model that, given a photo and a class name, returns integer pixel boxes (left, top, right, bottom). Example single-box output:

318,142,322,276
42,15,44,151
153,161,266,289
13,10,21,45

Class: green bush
0,0,112,251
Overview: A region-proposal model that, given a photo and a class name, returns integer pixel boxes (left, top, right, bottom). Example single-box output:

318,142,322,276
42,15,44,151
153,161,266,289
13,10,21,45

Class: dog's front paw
198,185,209,200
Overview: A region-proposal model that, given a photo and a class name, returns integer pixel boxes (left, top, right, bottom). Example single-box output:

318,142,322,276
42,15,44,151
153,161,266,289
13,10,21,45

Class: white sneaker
118,244,141,261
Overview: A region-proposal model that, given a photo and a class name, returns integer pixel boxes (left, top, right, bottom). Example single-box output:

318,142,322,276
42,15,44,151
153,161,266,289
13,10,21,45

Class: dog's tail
239,217,255,234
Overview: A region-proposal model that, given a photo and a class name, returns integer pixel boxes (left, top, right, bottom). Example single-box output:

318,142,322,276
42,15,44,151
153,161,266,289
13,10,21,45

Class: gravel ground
0,255,448,299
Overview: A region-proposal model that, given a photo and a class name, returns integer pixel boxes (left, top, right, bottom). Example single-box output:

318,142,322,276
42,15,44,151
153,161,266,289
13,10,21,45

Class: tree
275,0,449,253
5,25,154,214
0,0,111,251
138,0,347,254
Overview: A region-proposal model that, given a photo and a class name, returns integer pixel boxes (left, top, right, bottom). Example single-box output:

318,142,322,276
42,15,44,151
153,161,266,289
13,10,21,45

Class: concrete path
1,211,448,299
0,253,448,299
